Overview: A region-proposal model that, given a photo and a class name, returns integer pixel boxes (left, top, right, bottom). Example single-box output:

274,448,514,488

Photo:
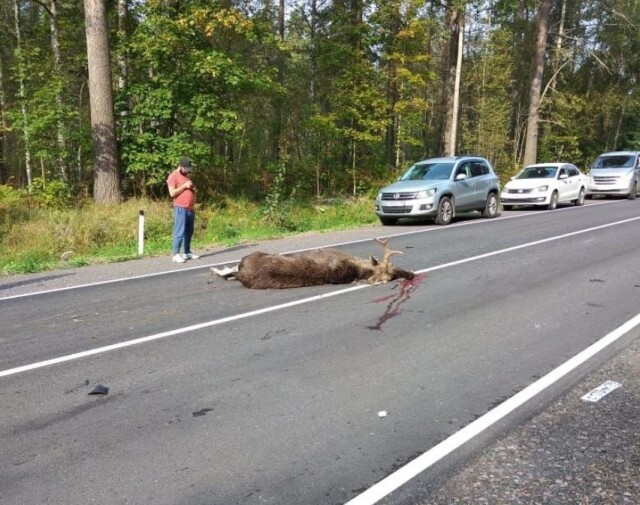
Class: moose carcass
211,238,414,289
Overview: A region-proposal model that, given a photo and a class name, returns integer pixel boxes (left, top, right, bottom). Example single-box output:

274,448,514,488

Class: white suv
587,151,640,199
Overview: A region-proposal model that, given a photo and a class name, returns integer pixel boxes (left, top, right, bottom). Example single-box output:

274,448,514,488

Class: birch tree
13,0,33,191
0,50,6,184
47,0,68,180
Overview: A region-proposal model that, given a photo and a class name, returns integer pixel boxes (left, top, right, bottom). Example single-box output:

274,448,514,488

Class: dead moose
211,238,414,289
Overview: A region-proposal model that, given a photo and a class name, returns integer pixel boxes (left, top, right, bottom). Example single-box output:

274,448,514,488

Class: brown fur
214,238,414,289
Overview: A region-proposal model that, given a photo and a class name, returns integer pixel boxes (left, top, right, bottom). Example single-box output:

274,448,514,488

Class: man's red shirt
167,170,195,210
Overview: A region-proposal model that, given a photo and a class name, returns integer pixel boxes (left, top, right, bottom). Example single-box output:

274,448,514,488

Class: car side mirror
559,173,568,180
455,173,467,181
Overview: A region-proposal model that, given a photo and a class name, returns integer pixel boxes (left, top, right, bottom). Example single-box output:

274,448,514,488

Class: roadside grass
0,196,378,276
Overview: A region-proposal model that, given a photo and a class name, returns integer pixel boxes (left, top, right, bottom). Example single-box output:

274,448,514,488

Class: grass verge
0,196,378,276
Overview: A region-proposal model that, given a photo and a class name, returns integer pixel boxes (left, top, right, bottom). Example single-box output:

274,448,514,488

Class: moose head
212,238,414,289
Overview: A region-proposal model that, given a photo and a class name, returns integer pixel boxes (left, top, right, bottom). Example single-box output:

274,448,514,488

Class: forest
1,0,639,206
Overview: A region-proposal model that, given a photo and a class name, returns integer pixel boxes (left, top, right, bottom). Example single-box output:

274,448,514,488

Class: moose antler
374,237,403,265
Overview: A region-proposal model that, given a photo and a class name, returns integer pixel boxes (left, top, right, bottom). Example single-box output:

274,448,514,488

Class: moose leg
211,265,239,280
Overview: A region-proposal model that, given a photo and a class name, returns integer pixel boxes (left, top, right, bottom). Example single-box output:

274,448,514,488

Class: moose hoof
211,266,237,279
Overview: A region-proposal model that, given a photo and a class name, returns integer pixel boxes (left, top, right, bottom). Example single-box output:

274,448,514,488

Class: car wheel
434,196,453,225
379,216,398,226
628,180,638,200
575,188,586,206
547,191,559,210
482,193,500,218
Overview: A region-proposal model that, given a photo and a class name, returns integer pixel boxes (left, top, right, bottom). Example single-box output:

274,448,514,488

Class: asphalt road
1,200,640,505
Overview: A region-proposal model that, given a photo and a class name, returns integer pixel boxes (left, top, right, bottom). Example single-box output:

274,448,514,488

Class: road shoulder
426,335,640,504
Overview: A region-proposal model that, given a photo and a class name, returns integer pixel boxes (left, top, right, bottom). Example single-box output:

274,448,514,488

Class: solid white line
0,200,615,301
345,311,640,505
0,284,368,378
419,215,640,274
0,263,212,301
2,213,639,379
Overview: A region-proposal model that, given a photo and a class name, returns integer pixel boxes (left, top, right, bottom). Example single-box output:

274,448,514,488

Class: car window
593,155,635,168
517,166,557,179
470,162,488,178
568,166,579,177
455,162,471,180
399,162,454,181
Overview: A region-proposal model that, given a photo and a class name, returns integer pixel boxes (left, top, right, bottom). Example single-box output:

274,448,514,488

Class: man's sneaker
172,254,186,263
183,253,200,260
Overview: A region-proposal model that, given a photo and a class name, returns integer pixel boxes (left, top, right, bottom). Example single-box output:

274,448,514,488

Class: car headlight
376,192,383,200
416,188,436,199
537,185,549,192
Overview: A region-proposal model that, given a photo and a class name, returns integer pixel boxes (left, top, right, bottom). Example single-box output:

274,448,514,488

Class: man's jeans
172,206,195,255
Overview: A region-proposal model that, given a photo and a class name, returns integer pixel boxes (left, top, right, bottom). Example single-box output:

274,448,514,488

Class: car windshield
592,155,635,169
400,162,454,181
515,166,558,179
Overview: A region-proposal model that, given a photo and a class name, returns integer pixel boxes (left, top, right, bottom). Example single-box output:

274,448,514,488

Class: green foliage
29,178,74,208
3,0,640,207
262,162,289,226
116,0,280,198
0,185,26,210
5,251,55,275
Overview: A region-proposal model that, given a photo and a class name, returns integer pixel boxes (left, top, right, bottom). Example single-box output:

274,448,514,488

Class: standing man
167,157,200,263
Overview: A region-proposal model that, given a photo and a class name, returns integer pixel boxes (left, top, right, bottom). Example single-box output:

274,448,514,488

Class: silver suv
587,151,640,199
374,155,501,225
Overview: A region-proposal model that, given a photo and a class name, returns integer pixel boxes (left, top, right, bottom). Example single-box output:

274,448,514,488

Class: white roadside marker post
138,210,145,256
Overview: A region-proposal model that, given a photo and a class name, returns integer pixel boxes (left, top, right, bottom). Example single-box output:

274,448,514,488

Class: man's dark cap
180,157,193,172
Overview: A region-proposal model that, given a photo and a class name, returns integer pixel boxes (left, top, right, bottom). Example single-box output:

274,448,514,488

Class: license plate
384,201,406,207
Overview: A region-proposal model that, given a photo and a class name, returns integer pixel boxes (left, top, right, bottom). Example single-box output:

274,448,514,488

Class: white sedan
500,163,588,210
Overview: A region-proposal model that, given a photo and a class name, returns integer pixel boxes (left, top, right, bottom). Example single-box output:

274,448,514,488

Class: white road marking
2,214,639,380
345,313,640,505
581,380,622,402
0,263,209,301
0,284,367,378
419,215,640,273
0,200,615,301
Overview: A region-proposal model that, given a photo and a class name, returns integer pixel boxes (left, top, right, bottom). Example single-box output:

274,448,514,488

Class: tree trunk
385,0,401,171
49,0,68,180
14,0,33,191
311,0,320,195
387,54,398,170
84,0,121,203
443,4,464,157
117,0,128,91
548,0,566,95
448,8,464,157
0,51,6,184
270,0,286,162
523,0,551,166
310,0,317,102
